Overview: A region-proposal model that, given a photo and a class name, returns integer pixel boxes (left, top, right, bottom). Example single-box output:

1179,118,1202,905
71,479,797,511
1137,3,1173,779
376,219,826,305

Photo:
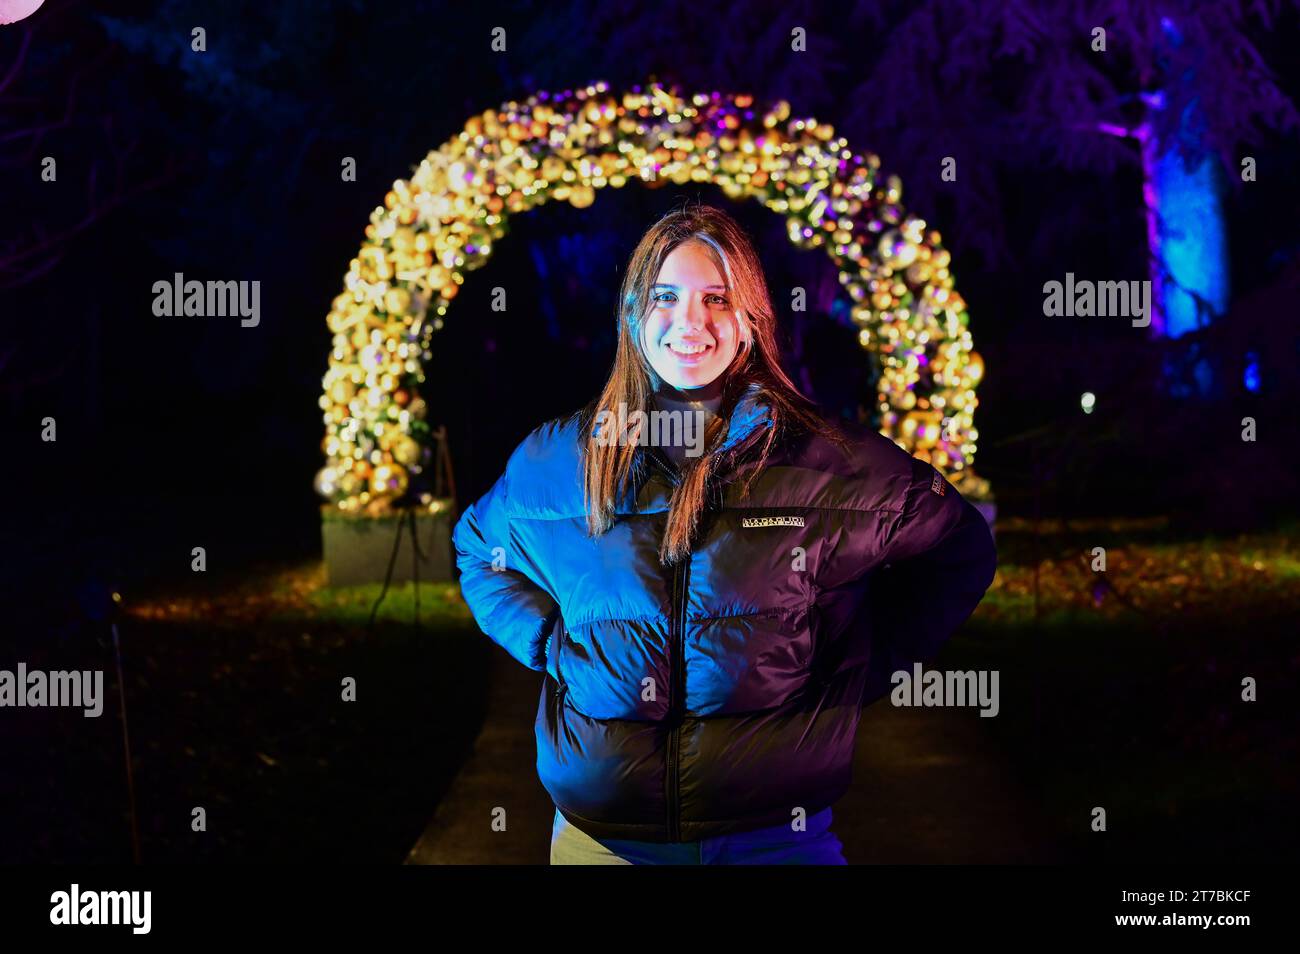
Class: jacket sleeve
859,457,998,707
451,442,561,673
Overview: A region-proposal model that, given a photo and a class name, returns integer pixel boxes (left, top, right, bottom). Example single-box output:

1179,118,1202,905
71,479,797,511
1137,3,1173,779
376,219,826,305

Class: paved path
405,647,553,864
406,646,1055,864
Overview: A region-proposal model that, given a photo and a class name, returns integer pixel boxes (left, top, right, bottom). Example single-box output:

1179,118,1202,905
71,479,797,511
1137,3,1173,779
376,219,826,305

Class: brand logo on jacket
741,515,804,528
930,471,946,496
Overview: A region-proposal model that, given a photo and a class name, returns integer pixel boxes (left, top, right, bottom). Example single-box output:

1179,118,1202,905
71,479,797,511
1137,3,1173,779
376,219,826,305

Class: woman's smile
664,338,715,363
641,240,743,389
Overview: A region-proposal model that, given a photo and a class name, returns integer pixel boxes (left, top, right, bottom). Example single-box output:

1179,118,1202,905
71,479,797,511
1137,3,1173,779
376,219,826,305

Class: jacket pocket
546,615,569,701
805,595,832,691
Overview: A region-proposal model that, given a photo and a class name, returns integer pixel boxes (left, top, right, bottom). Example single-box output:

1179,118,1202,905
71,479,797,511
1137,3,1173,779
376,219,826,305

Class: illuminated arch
316,80,987,514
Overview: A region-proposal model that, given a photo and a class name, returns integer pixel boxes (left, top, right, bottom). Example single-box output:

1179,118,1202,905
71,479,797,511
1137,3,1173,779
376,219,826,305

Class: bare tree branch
0,154,185,290
0,26,33,97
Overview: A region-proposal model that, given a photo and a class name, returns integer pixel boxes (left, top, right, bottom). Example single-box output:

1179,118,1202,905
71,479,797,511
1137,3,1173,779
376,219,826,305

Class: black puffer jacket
452,386,997,842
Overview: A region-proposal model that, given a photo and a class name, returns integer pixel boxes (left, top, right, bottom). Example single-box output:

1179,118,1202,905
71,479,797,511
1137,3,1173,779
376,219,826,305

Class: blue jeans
549,807,847,865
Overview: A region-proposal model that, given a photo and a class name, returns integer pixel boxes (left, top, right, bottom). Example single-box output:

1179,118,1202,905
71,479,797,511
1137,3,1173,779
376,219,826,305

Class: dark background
2,0,1298,864
4,0,1298,585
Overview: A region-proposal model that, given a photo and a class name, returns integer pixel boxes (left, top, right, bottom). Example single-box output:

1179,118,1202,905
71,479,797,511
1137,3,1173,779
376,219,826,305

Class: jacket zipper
666,554,688,841
644,417,771,840
645,448,688,842
646,442,745,841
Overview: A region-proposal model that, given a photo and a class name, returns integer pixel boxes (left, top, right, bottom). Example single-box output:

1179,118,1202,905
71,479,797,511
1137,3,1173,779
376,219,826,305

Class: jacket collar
637,382,774,486
717,382,774,455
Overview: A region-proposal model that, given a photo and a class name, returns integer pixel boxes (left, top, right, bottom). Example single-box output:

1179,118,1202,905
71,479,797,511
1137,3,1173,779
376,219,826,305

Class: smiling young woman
641,246,745,387
452,202,998,865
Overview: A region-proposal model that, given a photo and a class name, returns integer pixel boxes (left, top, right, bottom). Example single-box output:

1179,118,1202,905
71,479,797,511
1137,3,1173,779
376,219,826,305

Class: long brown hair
579,202,849,564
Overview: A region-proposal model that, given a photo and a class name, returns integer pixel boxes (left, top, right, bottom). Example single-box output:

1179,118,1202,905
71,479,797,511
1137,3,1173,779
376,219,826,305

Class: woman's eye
652,291,727,306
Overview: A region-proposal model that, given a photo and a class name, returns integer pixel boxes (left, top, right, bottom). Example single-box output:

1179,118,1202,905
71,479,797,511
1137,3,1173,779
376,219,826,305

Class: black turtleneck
649,377,726,469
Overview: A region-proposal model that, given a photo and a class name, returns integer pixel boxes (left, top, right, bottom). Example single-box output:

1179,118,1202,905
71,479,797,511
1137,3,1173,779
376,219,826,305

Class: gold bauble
330,379,356,404
878,230,919,270
313,466,339,499
392,436,421,467
384,288,412,314
369,464,409,497
327,308,355,334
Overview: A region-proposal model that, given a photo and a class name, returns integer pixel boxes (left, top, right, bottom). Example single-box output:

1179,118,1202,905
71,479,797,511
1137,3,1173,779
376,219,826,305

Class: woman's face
640,240,743,390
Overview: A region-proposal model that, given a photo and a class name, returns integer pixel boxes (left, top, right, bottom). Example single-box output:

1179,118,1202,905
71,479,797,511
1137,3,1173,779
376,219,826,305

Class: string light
317,80,988,514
